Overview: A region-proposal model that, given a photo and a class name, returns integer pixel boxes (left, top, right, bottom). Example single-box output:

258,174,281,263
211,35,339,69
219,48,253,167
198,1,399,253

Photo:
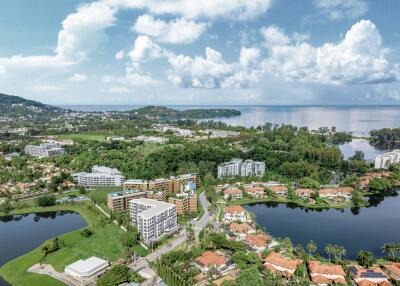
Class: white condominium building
374,150,400,169
24,142,65,158
218,159,265,178
72,165,125,187
129,198,177,245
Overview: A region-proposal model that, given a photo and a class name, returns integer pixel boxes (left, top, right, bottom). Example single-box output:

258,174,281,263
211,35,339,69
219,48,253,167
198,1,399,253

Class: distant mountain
131,105,241,119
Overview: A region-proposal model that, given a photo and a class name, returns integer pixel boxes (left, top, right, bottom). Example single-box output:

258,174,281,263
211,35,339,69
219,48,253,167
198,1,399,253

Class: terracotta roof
229,223,254,234
195,251,227,268
318,187,354,195
213,274,235,286
224,205,245,214
245,233,269,247
223,188,243,195
244,186,265,193
268,185,288,192
386,263,400,278
308,261,346,276
351,265,388,280
356,281,392,286
264,252,302,272
295,188,314,196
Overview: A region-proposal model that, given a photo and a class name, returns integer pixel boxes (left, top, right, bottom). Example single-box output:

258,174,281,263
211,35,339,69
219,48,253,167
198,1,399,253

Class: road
194,191,213,236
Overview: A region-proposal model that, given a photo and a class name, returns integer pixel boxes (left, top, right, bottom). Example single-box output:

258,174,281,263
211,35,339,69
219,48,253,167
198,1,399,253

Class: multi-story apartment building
72,166,125,188
123,174,199,193
374,150,400,169
218,159,265,178
129,198,177,245
167,193,197,214
24,142,65,158
107,190,147,212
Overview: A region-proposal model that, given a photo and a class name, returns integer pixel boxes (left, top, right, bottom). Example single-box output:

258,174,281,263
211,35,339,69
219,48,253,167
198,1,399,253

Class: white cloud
31,84,64,92
133,14,207,44
103,64,162,87
168,47,261,88
262,20,399,85
239,47,260,67
68,73,88,82
128,35,173,62
261,25,309,48
313,0,367,20
115,50,125,60
107,86,132,93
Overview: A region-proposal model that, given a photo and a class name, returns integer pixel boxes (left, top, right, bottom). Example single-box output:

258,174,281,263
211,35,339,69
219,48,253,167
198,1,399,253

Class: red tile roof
264,252,302,274
229,223,254,234
245,233,269,247
386,263,400,279
224,205,245,214
195,251,227,268
308,261,346,276
244,186,265,193
223,188,243,195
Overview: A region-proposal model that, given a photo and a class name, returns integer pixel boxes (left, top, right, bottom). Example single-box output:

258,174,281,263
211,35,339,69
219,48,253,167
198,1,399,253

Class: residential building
107,136,125,142
218,159,265,178
295,188,315,198
146,190,167,202
349,265,391,286
194,251,228,274
224,205,249,223
359,172,390,189
244,186,265,198
318,187,354,200
268,185,288,196
202,129,240,138
107,190,147,211
245,233,269,252
223,188,243,200
129,198,177,245
385,263,400,281
167,193,197,214
375,150,400,169
307,261,346,285
72,166,125,188
24,142,65,158
131,135,167,144
65,256,109,280
264,252,303,277
229,223,256,239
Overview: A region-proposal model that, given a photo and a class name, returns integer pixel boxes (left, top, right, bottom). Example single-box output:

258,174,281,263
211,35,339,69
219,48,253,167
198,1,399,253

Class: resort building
318,187,354,200
167,193,198,214
268,185,288,196
229,223,256,239
307,261,347,285
123,174,199,193
129,198,177,245
224,205,249,223
295,188,315,198
244,186,265,198
223,188,243,200
146,190,168,202
264,252,303,277
24,142,65,158
349,265,391,286
131,135,167,144
65,256,109,280
194,251,228,274
72,165,125,188
218,159,265,178
245,233,269,252
359,172,390,189
107,190,147,211
385,263,400,281
374,150,400,169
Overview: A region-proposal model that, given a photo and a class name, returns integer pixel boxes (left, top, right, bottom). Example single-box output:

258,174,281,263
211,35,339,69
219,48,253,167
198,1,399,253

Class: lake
244,192,400,259
0,211,87,286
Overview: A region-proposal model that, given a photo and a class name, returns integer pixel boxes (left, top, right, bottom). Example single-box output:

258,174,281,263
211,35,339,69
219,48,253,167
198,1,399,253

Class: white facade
65,256,109,280
129,198,177,245
374,150,400,169
72,165,125,187
218,159,265,178
24,142,65,158
224,211,248,223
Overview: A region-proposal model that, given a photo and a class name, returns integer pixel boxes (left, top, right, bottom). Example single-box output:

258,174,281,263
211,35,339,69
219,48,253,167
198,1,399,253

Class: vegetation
35,195,56,207
97,265,143,286
370,128,400,143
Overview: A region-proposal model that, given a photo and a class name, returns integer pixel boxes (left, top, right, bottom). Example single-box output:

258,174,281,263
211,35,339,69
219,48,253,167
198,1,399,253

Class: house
229,223,256,239
318,187,354,200
212,274,235,286
224,205,249,223
264,252,303,277
244,186,265,198
223,188,243,200
194,251,228,274
349,265,392,286
359,173,390,189
384,263,400,281
295,188,315,198
307,261,347,285
245,233,269,252
268,185,288,196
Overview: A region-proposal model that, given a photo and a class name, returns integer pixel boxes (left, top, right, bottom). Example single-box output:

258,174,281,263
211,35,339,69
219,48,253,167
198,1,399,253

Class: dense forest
370,128,400,143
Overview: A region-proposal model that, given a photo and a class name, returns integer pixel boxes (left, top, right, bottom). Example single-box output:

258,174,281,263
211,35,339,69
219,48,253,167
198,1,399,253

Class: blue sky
0,0,400,105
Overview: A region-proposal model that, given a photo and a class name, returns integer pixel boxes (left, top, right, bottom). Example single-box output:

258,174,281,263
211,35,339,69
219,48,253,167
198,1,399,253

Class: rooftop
245,233,269,247
195,251,227,267
65,256,108,276
229,223,254,233
224,205,245,214
130,198,176,218
264,252,302,272
308,261,346,276
108,189,145,198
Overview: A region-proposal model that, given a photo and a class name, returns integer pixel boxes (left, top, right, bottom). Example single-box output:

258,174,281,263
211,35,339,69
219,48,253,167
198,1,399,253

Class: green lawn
0,203,146,286
58,133,106,141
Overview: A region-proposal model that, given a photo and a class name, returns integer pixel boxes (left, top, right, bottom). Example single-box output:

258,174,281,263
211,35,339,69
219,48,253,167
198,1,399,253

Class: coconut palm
306,240,317,258
382,243,398,259
324,244,334,260
357,251,375,268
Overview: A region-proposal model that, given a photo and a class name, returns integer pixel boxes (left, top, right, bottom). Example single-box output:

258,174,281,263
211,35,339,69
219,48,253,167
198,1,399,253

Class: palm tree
357,251,375,268
382,243,397,259
306,240,317,258
324,244,334,260
338,246,346,260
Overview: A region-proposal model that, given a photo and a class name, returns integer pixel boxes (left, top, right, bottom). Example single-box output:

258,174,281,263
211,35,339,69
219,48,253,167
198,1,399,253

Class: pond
244,192,400,259
338,138,400,161
0,211,87,286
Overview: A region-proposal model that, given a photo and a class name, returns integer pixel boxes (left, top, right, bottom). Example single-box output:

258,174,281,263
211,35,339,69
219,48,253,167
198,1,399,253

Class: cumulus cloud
115,50,125,60
261,25,309,48
168,47,261,88
68,73,88,82
103,63,162,87
128,35,173,62
31,84,64,92
313,0,367,20
133,14,207,44
262,20,399,85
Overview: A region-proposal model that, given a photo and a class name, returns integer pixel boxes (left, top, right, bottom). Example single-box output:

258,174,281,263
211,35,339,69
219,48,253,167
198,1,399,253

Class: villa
349,265,392,286
318,187,354,200
295,188,315,198
374,150,400,169
307,261,347,285
244,186,265,198
359,172,390,189
224,205,249,223
244,233,269,252
268,185,288,196
194,251,228,274
384,263,400,281
223,188,243,200
229,223,256,239
264,252,303,277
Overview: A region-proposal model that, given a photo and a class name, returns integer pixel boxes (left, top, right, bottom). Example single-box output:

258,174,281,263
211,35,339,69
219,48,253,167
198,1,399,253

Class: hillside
131,105,241,119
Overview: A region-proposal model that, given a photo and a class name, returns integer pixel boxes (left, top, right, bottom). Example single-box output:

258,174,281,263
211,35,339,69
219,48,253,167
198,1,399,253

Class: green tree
97,265,131,286
382,243,400,260
306,240,317,257
324,244,334,260
357,251,375,268
232,251,262,270
236,267,263,286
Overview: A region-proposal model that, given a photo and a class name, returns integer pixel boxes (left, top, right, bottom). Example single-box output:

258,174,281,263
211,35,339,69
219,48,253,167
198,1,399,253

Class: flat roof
130,198,175,218
108,189,145,198
65,256,108,276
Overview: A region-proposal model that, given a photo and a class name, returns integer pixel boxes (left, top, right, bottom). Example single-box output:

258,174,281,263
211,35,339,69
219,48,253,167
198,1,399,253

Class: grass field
0,203,147,286
58,133,106,141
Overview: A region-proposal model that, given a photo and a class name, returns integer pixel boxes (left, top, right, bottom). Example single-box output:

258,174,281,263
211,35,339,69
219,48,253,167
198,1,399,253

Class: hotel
218,159,265,178
107,190,146,212
375,150,400,169
167,193,198,214
72,165,125,188
24,142,65,158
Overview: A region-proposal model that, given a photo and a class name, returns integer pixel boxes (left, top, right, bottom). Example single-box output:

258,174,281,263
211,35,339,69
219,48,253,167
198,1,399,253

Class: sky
0,0,400,106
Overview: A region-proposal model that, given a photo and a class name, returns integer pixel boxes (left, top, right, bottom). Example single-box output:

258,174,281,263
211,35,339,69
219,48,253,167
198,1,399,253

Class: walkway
28,264,91,286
